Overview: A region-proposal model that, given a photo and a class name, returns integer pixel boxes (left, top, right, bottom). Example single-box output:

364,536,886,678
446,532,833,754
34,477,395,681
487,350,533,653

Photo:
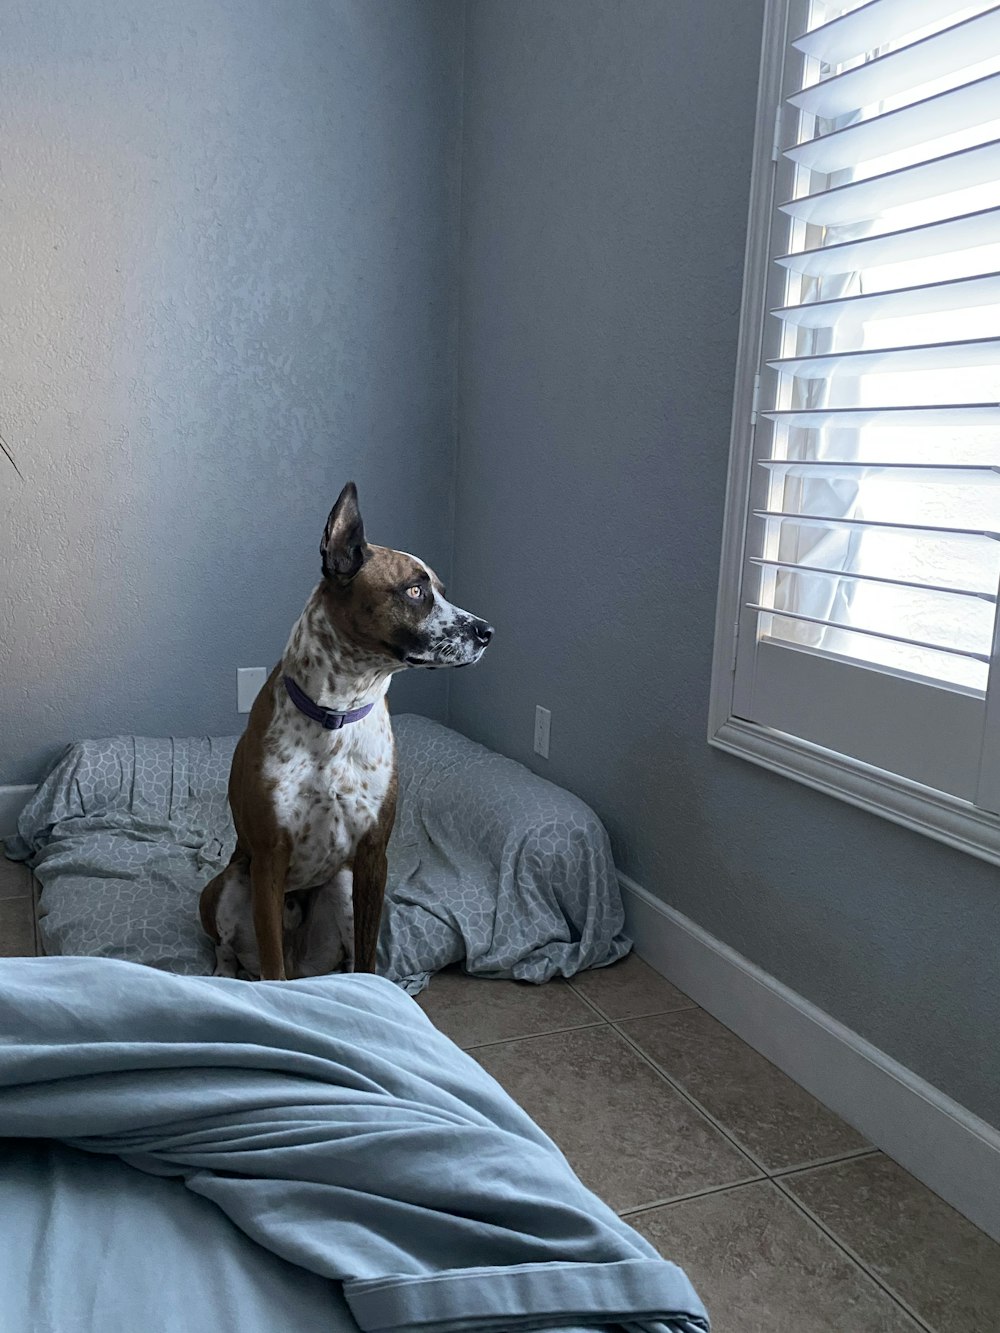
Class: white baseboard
0,785,35,840
619,874,1000,1243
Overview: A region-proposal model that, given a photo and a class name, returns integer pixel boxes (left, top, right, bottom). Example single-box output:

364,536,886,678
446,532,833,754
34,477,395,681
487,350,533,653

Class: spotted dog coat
199,483,492,982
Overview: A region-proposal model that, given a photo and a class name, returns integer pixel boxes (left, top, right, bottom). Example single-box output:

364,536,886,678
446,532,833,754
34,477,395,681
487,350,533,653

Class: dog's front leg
351,832,388,974
251,850,290,981
329,867,355,972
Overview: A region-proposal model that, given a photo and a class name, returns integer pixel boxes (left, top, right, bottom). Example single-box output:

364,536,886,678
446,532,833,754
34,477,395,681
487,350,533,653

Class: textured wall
5,0,999,1128
449,0,1000,1125
0,0,463,783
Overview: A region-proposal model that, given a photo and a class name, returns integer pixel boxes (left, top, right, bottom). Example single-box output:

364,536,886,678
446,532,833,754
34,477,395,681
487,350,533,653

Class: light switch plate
534,705,551,759
237,667,267,713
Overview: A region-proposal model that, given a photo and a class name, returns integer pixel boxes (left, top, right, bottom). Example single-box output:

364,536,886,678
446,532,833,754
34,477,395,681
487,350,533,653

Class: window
710,0,1000,862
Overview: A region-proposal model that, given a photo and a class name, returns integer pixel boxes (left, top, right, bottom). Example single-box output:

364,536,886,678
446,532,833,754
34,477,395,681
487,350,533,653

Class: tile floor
418,958,1000,1333
3,851,997,1332
0,857,36,957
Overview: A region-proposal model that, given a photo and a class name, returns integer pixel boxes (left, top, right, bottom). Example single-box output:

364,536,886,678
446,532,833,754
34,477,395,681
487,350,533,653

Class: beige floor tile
633,1181,919,1332
785,1152,1000,1332
416,969,598,1048
474,1025,758,1212
0,856,32,901
621,1007,868,1171
569,952,695,1020
0,896,36,956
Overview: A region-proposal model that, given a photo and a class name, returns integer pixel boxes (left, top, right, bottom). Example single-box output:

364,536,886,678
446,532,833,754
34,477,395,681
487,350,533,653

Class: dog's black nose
472,619,494,646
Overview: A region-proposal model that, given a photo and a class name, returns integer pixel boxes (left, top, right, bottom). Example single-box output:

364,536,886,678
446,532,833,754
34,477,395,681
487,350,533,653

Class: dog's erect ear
321,482,370,581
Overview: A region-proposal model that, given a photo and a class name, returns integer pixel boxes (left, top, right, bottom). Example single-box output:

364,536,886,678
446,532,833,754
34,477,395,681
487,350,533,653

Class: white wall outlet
533,705,551,759
237,667,267,713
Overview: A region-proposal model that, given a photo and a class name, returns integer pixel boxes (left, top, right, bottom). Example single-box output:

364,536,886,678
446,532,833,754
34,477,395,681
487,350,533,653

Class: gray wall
449,0,1000,1126
0,0,463,783
4,0,997,1126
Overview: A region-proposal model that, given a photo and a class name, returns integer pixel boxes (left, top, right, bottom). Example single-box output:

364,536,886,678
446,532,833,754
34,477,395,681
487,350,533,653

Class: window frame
708,0,1000,867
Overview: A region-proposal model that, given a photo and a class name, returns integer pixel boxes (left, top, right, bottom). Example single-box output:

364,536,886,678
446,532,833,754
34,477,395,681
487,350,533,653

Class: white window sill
710,715,1000,868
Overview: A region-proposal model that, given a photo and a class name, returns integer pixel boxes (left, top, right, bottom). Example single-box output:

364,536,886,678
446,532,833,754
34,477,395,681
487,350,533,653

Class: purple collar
282,675,376,731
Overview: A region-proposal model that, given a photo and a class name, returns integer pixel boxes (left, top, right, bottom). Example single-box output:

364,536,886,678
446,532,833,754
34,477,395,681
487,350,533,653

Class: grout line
609,1021,771,1177
463,1020,605,1053
565,984,700,1026
461,1002,886,1196
611,1021,885,1186
770,1145,881,1179
616,1003,701,1021
772,1176,936,1333
455,989,932,1333
564,984,609,1021
619,1174,767,1219
465,1013,768,1224
454,987,944,1330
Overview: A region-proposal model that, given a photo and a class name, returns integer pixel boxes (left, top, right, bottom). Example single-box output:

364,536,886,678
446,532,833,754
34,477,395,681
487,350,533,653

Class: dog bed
5,714,630,992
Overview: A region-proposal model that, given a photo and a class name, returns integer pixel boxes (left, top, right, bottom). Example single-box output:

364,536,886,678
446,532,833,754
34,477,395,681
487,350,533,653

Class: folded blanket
0,958,708,1333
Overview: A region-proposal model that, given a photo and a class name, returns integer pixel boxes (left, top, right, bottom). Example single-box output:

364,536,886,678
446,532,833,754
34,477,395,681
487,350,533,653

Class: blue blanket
0,958,708,1332
1,1139,356,1332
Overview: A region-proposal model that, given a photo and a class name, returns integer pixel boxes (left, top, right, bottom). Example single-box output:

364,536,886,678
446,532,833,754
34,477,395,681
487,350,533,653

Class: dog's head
317,482,493,670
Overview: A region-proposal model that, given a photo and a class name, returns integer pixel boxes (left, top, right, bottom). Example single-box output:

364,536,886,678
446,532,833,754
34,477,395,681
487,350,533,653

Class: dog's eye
405,585,424,600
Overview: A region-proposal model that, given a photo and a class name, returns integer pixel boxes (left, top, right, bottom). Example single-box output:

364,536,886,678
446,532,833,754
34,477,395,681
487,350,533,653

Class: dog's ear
321,482,370,581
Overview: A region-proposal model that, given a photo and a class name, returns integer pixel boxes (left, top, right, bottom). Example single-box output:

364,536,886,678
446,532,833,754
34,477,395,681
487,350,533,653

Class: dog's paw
212,946,241,979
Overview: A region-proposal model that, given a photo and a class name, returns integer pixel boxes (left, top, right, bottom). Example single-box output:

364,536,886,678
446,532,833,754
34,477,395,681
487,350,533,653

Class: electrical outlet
237,667,267,713
533,705,551,759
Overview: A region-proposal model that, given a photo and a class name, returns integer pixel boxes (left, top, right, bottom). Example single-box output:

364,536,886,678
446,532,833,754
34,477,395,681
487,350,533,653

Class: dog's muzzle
403,615,494,668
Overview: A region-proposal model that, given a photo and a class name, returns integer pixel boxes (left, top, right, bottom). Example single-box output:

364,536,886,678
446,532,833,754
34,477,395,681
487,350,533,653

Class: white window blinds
719,0,1000,828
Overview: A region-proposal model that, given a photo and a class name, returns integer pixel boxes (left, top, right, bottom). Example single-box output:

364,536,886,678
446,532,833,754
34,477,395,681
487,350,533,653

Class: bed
6,713,630,990
0,956,709,1332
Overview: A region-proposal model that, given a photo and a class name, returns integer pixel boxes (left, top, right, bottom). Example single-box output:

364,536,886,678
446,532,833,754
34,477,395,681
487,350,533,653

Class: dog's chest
264,713,393,891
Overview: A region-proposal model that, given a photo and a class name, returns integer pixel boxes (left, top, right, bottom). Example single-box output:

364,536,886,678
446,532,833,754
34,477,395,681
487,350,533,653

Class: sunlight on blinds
757,0,1000,692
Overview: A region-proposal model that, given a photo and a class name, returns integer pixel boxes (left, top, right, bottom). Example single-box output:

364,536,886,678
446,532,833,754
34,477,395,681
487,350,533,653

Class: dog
199,481,492,981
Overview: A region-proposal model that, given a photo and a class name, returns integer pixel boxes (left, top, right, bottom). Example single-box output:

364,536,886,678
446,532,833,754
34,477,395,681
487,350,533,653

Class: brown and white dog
199,482,492,981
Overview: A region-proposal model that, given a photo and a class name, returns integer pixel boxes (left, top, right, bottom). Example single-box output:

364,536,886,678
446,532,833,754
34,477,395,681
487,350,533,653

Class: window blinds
732,0,1000,804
